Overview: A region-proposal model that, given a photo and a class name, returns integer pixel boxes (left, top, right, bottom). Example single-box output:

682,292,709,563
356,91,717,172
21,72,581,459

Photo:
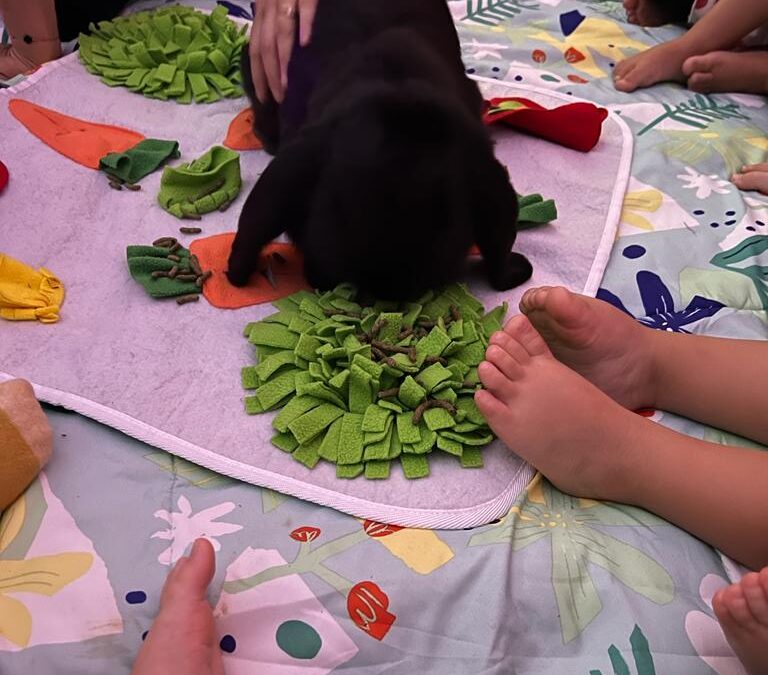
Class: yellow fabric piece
0,252,64,323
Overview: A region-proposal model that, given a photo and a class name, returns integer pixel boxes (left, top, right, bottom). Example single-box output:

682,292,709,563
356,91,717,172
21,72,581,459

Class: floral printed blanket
2,1,766,673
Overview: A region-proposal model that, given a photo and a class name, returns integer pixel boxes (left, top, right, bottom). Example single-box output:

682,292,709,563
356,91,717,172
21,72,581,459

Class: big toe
682,54,713,78
500,314,551,358
742,571,768,625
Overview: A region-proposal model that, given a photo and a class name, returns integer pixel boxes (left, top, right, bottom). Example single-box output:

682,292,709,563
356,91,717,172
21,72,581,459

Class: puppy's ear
226,130,325,286
471,158,533,291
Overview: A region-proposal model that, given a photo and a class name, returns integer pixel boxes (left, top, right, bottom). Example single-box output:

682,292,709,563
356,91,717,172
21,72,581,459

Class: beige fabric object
0,0,61,79
0,379,52,510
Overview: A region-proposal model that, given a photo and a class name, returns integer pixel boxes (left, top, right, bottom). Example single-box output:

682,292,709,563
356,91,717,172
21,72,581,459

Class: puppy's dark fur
227,0,532,300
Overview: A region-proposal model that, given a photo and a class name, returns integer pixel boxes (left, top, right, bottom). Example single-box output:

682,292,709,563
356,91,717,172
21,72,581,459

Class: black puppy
226,0,532,300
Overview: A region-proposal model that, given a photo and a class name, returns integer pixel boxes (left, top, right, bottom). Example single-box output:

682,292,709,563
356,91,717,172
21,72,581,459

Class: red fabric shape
347,581,396,640
483,96,608,153
0,161,8,194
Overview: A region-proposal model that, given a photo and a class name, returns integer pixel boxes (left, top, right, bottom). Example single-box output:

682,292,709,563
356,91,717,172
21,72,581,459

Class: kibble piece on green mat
126,245,198,298
241,283,506,479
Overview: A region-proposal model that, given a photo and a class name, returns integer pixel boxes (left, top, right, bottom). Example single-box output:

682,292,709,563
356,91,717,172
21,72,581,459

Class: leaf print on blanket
461,0,540,27
711,235,768,312
660,121,768,175
469,476,674,643
599,271,724,332
589,624,657,675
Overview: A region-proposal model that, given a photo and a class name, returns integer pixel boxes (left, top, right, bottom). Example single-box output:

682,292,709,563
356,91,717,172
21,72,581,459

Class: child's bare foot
622,0,675,26
132,538,224,675
712,567,768,675
732,163,768,195
475,315,647,500
519,286,656,411
614,40,691,92
683,50,768,94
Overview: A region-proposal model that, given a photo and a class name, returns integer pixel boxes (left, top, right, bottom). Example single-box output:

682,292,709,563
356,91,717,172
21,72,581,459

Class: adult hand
249,0,318,103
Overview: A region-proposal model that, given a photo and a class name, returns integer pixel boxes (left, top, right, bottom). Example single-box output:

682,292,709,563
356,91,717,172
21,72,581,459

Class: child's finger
161,539,216,606
739,163,768,174
732,171,768,195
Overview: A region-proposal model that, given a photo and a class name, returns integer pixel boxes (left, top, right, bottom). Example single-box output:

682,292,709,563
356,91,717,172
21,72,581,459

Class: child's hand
732,164,768,195
131,538,224,675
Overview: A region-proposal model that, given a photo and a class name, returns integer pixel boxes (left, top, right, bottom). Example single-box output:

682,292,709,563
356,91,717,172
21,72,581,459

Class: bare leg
614,0,768,92
476,313,768,570
0,0,61,79
684,50,768,94
520,286,768,445
622,0,689,27
712,568,768,675
732,163,768,195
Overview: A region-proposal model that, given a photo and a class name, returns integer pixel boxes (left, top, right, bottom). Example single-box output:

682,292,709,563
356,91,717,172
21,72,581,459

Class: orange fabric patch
223,108,263,151
9,99,144,169
190,233,310,309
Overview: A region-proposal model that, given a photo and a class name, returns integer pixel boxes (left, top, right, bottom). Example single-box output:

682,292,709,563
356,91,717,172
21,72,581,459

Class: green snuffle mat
242,284,506,480
78,5,248,103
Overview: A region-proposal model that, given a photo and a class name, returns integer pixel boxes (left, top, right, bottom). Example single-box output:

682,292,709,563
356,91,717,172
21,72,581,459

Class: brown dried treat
424,355,448,366
167,254,181,262
176,274,198,282
168,241,181,254
124,183,141,192
181,212,203,221
168,265,179,279
152,237,177,248
412,399,457,425
179,226,202,234
323,308,362,318
195,270,212,288
398,328,413,340
218,200,232,212
151,270,168,279
176,294,200,305
449,305,461,322
187,177,226,203
189,255,202,276
376,388,400,399
108,181,122,191
371,318,388,338
416,320,436,329
371,340,416,363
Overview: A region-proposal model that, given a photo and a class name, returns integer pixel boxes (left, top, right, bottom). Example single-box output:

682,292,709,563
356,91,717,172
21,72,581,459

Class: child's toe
742,572,768,625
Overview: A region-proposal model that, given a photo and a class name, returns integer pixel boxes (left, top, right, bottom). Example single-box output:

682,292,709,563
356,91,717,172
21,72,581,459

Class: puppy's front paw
225,256,253,287
488,252,533,291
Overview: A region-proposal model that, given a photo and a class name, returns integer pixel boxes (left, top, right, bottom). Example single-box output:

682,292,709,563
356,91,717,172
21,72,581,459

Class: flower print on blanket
468,475,674,643
151,495,243,565
0,474,122,651
598,271,725,332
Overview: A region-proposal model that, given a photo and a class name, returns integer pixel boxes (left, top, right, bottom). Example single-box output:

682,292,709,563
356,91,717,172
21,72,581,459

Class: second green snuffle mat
242,284,507,480
78,6,248,103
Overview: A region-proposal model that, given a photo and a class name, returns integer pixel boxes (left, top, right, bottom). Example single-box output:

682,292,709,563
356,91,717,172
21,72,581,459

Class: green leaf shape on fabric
589,625,657,675
461,0,540,26
242,283,506,479
517,193,557,229
143,451,235,489
468,478,674,643
637,94,750,137
158,145,241,218
126,244,199,298
710,234,768,313
78,5,247,103
99,138,180,184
